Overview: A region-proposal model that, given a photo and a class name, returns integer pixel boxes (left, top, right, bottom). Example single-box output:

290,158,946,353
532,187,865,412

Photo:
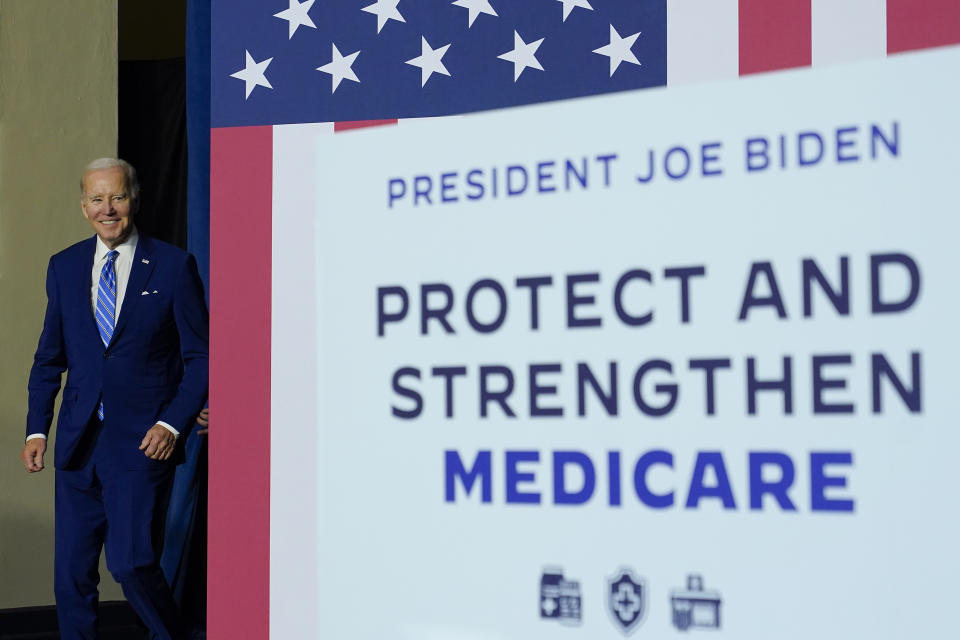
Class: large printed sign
269,48,958,638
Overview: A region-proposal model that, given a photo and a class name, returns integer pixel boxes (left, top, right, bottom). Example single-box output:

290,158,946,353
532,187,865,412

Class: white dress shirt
90,228,138,320
27,229,178,441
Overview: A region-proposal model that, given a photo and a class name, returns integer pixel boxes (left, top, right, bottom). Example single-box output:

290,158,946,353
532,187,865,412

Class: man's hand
21,439,46,472
196,408,209,436
139,423,177,460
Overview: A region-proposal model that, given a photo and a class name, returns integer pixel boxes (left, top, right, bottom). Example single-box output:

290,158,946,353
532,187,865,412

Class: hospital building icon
539,567,582,626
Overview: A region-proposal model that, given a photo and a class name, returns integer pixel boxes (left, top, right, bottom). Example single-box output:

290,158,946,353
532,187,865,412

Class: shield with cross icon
607,568,647,634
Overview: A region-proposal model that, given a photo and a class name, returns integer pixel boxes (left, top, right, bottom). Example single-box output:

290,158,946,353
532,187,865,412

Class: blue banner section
212,0,666,126
188,0,212,293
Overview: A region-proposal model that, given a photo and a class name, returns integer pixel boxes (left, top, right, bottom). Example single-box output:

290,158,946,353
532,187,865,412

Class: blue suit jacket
27,234,209,469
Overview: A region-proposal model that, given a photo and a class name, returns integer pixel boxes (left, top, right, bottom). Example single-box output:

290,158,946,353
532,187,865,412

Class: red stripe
209,125,272,640
887,0,960,53
739,0,811,75
334,118,399,132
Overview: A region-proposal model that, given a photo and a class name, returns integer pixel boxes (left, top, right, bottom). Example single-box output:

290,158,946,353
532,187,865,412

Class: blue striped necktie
95,250,119,419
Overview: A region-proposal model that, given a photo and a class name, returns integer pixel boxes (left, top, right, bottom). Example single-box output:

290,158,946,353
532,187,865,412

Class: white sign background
272,47,959,639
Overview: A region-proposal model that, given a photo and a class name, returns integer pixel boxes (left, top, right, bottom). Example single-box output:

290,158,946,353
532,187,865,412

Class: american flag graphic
214,0,667,126
208,2,959,639
212,0,959,128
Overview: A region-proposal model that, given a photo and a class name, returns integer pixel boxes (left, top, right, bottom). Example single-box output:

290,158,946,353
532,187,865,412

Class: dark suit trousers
54,421,185,640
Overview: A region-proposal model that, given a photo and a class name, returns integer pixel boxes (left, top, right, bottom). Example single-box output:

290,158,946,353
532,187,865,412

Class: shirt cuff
26,433,46,442
157,421,180,438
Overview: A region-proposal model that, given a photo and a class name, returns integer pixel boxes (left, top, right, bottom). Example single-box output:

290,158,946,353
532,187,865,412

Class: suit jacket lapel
77,236,103,346
111,235,156,343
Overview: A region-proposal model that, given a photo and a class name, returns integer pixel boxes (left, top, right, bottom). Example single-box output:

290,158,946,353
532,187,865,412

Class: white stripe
812,0,886,66
270,121,331,640
666,0,739,85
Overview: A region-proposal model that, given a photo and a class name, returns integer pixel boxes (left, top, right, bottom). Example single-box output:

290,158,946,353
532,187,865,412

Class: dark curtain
118,3,211,634
118,58,188,249
159,1,212,637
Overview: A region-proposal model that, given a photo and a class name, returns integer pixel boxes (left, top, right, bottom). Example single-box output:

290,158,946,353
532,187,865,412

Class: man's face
81,167,134,249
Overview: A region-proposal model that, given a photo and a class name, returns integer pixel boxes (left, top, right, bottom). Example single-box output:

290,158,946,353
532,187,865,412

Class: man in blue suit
20,158,208,640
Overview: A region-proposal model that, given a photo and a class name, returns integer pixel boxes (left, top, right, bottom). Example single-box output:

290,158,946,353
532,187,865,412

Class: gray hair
81,158,140,208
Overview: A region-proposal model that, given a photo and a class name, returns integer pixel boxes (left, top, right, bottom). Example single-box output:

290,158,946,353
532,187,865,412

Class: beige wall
0,0,122,607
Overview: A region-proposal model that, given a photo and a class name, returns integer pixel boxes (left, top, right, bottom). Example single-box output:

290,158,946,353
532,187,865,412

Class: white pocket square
141,290,159,296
